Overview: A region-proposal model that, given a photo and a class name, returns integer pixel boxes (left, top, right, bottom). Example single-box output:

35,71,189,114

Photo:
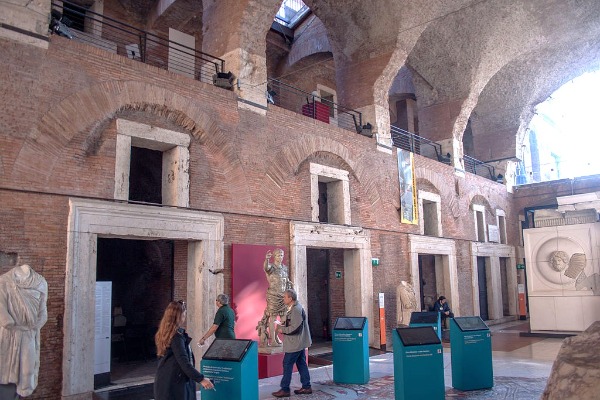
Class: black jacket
154,328,204,400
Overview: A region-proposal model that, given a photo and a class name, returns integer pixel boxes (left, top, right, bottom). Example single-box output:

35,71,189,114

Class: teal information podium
332,317,369,384
393,327,444,400
450,317,493,390
200,339,258,400
409,311,442,340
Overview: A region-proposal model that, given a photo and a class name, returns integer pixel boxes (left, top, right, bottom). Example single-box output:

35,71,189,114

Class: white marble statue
0,265,48,398
396,280,417,326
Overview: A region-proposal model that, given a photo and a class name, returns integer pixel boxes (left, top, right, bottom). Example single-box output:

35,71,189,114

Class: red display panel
231,244,289,341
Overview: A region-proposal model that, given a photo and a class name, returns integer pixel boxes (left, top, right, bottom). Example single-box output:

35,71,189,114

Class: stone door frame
63,199,223,399
408,235,460,315
289,221,374,345
470,242,517,320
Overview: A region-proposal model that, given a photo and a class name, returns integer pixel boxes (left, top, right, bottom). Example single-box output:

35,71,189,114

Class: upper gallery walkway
50,0,499,183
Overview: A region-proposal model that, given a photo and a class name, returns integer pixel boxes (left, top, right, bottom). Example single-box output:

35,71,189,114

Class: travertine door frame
408,235,460,315
470,242,517,320
63,199,223,399
289,221,374,345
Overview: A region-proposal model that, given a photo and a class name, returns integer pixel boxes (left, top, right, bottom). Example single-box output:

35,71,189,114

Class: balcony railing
463,155,496,180
390,125,446,162
50,0,225,85
391,126,499,181
267,79,364,134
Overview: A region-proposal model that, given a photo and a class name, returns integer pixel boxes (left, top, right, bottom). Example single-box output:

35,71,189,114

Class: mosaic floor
92,320,564,400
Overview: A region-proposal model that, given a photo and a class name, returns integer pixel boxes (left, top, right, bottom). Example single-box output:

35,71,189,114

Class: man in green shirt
198,294,236,345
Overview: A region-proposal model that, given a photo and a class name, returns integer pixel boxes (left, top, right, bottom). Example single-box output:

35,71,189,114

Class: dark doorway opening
95,238,174,389
500,257,510,316
418,254,437,312
129,146,163,204
318,182,328,222
306,248,331,341
477,256,489,320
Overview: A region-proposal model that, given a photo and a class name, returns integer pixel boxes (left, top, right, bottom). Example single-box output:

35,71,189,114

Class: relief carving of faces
548,251,569,272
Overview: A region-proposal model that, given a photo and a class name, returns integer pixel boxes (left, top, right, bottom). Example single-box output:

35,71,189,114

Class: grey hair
284,289,297,301
216,293,229,305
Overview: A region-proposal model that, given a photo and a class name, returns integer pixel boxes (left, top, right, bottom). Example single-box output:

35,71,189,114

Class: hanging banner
397,149,418,224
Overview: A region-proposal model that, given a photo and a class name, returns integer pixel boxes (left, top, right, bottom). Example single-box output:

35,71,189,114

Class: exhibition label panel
450,317,493,390
393,326,444,400
201,339,258,400
332,317,370,384
409,311,442,340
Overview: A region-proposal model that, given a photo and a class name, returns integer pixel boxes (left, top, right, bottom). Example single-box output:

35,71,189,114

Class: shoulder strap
286,308,306,336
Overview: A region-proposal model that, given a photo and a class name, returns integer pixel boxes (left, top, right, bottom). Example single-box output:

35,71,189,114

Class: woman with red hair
154,301,214,399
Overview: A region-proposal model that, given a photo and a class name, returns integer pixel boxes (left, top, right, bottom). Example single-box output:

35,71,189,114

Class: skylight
275,0,310,28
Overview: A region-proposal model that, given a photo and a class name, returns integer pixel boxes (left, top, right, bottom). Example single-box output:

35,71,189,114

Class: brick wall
0,37,516,397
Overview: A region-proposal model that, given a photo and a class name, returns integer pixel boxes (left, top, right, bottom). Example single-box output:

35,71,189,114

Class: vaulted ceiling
94,0,600,160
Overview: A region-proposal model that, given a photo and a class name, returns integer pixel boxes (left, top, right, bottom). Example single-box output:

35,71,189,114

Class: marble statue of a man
396,280,417,326
0,265,48,398
262,249,293,347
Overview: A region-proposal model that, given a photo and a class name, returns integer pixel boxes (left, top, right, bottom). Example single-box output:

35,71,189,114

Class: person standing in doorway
198,293,236,345
154,301,213,400
271,289,312,398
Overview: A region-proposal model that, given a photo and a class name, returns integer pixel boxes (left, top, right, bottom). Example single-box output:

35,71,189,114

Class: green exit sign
335,271,342,279
516,264,525,270
372,258,380,266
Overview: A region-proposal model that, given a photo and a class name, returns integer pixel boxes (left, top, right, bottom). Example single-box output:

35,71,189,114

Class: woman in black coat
154,301,214,399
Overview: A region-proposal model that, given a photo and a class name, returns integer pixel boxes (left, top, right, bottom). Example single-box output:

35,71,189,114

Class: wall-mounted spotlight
213,71,235,90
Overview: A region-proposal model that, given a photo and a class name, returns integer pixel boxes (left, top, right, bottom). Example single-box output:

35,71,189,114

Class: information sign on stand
393,327,444,400
201,339,258,400
409,311,442,340
332,317,369,384
450,317,493,390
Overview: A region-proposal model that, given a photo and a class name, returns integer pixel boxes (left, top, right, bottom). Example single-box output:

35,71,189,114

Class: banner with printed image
397,149,418,224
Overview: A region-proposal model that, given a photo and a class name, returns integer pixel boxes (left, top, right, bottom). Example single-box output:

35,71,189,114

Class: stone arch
285,16,332,67
12,81,234,184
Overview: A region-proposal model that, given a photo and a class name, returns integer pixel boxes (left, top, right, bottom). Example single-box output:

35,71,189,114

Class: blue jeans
280,349,311,392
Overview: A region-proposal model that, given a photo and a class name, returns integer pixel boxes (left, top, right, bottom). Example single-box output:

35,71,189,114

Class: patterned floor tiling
270,374,548,400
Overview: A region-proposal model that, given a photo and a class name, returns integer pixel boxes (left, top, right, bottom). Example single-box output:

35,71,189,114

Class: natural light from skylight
275,0,309,28
518,70,600,184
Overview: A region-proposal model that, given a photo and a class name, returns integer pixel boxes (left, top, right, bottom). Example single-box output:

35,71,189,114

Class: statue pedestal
258,348,308,378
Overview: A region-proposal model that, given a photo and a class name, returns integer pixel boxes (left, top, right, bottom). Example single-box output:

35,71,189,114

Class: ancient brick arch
12,81,238,185
258,135,382,221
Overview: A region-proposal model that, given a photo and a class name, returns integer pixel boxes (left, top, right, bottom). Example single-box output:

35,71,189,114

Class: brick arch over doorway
11,80,229,184
259,135,383,218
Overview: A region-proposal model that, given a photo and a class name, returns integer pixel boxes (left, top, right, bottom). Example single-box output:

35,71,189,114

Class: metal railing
464,155,496,180
391,126,498,181
267,79,363,134
50,0,225,85
390,125,445,162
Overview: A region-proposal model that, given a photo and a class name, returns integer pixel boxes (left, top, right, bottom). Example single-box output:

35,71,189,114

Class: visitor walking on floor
271,289,312,398
198,293,236,345
154,301,214,400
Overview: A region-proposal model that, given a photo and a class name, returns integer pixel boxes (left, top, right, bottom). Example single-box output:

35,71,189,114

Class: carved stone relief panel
526,223,600,295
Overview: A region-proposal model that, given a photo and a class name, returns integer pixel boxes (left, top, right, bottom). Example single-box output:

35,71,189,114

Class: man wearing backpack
271,289,312,397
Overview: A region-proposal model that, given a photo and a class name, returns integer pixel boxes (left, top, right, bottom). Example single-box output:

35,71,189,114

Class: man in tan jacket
271,289,312,397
